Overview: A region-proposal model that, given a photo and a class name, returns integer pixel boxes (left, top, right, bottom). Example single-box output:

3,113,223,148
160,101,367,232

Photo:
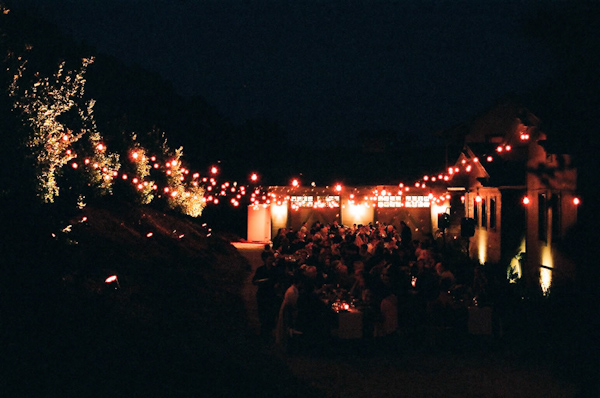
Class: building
445,98,579,294
247,184,451,244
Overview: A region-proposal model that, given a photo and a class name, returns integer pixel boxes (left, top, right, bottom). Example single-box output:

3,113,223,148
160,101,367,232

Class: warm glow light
505,145,512,151
423,175,429,181
487,156,493,162
211,166,218,174
335,184,342,192
522,196,530,205
473,157,479,163
105,275,118,283
573,197,581,205
466,165,472,172
540,267,552,296
71,162,78,169
146,232,153,238
496,146,503,153
475,195,482,203
250,173,258,182
132,151,139,160
97,143,104,151
292,179,299,187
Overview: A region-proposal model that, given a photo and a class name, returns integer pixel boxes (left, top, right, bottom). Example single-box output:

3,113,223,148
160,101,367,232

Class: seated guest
435,261,456,290
333,260,355,290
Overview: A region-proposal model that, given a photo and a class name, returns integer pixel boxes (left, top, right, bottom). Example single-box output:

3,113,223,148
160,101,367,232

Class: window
481,198,487,228
538,193,547,242
490,198,497,229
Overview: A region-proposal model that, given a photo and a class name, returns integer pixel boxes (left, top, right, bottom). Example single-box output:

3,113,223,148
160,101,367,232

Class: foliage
9,57,120,203
6,53,205,217
163,146,206,217
127,133,155,204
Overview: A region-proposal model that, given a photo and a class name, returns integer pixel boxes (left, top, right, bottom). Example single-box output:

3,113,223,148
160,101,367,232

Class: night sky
12,1,558,145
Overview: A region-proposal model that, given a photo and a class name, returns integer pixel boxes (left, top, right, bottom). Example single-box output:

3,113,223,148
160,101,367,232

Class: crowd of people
252,220,489,353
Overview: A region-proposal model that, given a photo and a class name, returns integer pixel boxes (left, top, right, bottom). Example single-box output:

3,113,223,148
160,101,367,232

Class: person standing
400,221,412,248
252,251,280,343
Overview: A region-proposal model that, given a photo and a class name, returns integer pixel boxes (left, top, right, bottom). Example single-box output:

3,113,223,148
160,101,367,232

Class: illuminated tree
10,57,119,203
79,100,120,195
163,146,206,217
128,134,154,205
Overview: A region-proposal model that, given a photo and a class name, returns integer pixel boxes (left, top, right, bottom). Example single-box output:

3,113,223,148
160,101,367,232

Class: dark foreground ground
0,204,597,397
235,244,596,398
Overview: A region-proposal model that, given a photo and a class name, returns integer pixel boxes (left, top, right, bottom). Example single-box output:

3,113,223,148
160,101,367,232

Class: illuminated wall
247,205,272,242
271,203,289,237
341,199,374,227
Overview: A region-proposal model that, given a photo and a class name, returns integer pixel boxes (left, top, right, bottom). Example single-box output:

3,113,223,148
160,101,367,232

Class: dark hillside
0,200,321,397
